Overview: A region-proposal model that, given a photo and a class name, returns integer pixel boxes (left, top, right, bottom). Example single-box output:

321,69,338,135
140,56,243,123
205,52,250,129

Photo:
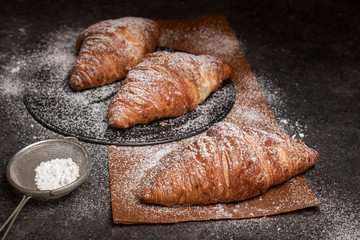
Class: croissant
108,51,232,128
140,122,319,206
70,17,161,90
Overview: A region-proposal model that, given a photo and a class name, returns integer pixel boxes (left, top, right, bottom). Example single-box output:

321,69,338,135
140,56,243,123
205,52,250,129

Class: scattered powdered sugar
10,66,21,73
256,74,308,139
0,58,28,96
35,158,80,190
0,26,79,98
109,143,182,211
159,23,242,59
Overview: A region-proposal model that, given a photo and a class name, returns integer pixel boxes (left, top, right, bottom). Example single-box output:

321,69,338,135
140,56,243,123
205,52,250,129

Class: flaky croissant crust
70,17,161,90
108,51,232,129
140,122,319,206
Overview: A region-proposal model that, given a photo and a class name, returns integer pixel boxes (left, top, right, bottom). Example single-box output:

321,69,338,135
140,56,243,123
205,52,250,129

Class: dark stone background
0,0,359,239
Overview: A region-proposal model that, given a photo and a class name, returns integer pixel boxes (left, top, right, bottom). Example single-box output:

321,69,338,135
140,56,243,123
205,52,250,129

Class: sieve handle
0,195,31,240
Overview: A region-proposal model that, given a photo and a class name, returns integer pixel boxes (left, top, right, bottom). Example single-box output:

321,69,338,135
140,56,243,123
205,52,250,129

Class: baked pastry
70,17,161,90
140,122,319,206
108,51,232,128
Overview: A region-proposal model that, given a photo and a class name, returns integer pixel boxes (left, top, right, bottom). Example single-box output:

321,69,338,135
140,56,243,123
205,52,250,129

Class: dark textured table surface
0,0,359,239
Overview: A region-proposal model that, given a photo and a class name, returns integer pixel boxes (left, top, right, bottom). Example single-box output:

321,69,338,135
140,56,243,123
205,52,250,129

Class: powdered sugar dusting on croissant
108,51,232,129
140,122,319,206
70,17,161,90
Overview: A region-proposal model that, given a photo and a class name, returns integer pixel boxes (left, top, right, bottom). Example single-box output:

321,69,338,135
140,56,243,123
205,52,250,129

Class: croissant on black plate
70,17,161,90
108,51,232,129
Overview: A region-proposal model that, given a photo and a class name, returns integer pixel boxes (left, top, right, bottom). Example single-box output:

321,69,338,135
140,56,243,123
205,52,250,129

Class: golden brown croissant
108,51,232,128
140,122,319,206
70,17,161,90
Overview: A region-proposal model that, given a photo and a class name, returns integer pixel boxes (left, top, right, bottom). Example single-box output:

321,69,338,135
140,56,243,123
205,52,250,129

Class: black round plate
24,49,236,146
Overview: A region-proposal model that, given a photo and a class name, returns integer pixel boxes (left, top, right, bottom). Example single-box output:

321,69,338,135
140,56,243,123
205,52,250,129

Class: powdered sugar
35,158,80,190
0,26,78,98
255,74,309,139
110,144,177,195
159,23,241,59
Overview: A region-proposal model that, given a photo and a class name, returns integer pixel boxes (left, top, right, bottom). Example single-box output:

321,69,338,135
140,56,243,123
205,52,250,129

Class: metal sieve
0,137,92,239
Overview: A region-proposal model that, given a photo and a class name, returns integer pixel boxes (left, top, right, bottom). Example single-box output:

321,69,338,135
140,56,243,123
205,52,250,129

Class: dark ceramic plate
24,48,235,146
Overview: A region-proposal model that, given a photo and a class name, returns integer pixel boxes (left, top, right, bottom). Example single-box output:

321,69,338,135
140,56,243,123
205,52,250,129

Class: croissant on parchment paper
108,51,232,129
140,122,319,206
70,17,161,90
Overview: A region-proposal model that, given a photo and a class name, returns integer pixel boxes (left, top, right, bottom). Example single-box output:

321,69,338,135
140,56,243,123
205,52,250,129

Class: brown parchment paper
108,15,321,224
